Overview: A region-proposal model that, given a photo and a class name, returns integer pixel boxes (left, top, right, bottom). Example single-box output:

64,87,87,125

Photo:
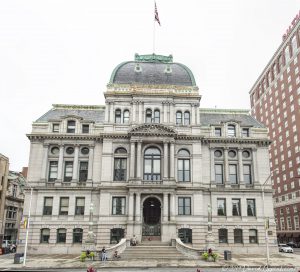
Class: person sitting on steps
113,250,121,260
130,235,137,246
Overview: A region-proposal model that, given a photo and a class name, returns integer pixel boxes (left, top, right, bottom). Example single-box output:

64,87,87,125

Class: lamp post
261,168,278,267
23,185,33,266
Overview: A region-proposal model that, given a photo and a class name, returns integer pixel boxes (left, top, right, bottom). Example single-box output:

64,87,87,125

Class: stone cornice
201,137,271,146
26,134,102,142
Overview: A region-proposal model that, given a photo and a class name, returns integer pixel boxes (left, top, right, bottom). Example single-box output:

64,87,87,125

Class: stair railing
172,238,204,259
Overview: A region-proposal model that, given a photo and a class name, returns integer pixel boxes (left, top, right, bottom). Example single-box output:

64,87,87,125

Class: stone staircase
120,241,192,260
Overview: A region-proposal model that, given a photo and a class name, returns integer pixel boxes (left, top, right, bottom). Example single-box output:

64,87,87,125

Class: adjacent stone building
21,54,276,255
0,154,9,245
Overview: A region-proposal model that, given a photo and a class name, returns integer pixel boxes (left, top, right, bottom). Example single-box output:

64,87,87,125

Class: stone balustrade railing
172,238,204,259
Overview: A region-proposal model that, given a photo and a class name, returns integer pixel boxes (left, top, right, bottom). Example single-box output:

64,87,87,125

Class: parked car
287,242,298,248
279,244,294,253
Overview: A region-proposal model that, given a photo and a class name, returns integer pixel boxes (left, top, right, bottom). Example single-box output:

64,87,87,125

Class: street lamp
261,168,278,267
23,185,33,266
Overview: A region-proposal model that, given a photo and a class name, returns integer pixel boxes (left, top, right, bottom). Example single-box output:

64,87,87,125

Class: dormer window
52,124,59,133
227,125,236,137
82,124,89,134
164,65,172,74
215,127,221,137
134,63,142,73
242,128,249,137
67,120,76,133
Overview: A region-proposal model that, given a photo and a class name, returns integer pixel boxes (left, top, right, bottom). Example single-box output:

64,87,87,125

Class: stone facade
21,54,277,255
0,153,9,245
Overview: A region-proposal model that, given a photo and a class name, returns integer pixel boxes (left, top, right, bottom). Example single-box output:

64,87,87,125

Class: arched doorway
142,197,161,238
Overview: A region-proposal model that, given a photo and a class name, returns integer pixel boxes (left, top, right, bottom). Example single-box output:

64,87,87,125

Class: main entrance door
142,197,161,238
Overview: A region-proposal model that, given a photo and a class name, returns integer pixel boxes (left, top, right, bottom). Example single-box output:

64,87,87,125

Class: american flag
154,2,161,26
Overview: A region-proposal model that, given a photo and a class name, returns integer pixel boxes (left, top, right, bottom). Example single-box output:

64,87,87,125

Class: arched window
144,147,161,181
114,148,127,181
40,228,50,243
73,228,83,243
227,124,236,137
184,111,190,125
115,109,121,123
154,110,160,123
177,149,190,182
123,110,130,123
57,228,67,243
176,111,182,125
146,109,152,123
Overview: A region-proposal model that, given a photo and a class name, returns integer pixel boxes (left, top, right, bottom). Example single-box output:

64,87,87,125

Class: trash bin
14,253,24,264
224,250,232,260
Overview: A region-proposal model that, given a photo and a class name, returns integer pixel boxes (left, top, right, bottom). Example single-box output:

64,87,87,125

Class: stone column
109,102,114,123
163,193,169,222
210,148,215,185
57,145,64,181
170,103,174,123
238,148,245,187
130,141,136,178
87,145,94,181
139,102,143,123
163,141,169,179
136,141,142,179
128,192,134,221
105,102,109,122
72,145,79,181
136,193,141,222
40,144,49,181
252,148,259,185
170,141,175,178
224,148,230,186
132,102,136,123
191,104,196,124
170,193,176,221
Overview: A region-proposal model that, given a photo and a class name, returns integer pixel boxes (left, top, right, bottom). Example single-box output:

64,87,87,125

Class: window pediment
129,124,177,136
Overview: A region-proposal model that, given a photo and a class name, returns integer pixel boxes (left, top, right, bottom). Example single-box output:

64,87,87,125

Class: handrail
105,238,127,258
172,238,204,259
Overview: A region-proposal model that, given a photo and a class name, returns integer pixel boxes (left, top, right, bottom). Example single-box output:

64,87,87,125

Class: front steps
120,242,193,260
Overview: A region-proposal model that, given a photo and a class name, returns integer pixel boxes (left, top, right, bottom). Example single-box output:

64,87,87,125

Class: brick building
250,12,300,243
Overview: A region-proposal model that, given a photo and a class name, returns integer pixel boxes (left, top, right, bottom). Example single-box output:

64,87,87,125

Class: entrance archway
142,197,161,237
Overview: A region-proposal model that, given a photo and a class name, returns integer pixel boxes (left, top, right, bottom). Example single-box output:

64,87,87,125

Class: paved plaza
0,252,300,271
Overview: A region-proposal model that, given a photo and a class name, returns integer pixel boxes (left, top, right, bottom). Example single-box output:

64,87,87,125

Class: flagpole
23,186,33,267
153,0,156,53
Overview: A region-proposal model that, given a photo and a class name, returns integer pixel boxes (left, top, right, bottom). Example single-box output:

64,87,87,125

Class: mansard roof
109,54,196,87
36,104,105,123
200,108,264,128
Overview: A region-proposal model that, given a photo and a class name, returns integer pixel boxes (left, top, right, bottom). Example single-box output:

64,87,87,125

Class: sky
0,0,299,171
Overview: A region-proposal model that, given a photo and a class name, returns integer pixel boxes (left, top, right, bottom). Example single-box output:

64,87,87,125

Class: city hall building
22,54,277,255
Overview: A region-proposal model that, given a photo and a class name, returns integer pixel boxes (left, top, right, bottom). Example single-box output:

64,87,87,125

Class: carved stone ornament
129,124,177,137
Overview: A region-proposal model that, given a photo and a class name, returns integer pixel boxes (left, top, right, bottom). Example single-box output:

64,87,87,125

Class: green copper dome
109,54,196,86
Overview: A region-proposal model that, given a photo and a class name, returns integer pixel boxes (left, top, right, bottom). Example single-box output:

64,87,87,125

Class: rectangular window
232,199,241,216
114,158,127,181
215,128,221,137
40,229,50,243
79,161,88,182
247,199,256,216
73,228,83,243
227,125,236,137
64,161,73,182
234,229,243,244
217,198,226,216
48,161,58,182
229,164,238,184
6,206,17,219
178,197,191,215
75,197,85,215
43,197,53,215
249,229,258,243
67,120,76,133
82,124,89,134
57,229,66,243
52,123,59,133
178,228,192,243
218,229,228,243
178,159,190,182
59,197,69,215
242,128,249,137
294,216,299,230
215,164,224,184
243,165,252,184
112,197,126,215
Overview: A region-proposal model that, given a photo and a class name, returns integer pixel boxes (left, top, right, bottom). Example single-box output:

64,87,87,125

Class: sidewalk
0,253,299,269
